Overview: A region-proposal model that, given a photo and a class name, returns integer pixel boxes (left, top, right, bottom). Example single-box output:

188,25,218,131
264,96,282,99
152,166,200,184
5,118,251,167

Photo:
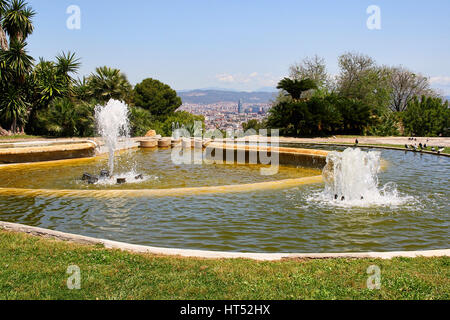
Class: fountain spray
95,99,130,175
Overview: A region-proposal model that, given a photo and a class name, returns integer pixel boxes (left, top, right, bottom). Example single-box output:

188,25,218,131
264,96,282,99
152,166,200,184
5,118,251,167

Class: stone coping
0,140,97,164
0,142,95,155
0,221,448,261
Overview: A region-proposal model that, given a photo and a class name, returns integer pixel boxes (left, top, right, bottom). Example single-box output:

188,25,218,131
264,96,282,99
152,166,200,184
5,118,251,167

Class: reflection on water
0,145,448,253
0,149,317,190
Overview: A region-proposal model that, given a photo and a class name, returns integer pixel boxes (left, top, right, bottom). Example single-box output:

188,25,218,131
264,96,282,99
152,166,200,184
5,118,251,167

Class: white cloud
430,76,450,85
430,76,450,95
215,74,235,83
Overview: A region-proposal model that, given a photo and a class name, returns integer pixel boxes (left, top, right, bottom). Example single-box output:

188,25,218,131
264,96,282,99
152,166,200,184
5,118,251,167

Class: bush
366,112,401,136
402,96,449,137
158,111,204,137
129,106,157,137
34,98,95,137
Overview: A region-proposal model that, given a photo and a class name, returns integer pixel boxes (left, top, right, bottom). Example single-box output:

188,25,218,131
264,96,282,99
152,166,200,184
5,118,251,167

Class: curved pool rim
1,221,448,261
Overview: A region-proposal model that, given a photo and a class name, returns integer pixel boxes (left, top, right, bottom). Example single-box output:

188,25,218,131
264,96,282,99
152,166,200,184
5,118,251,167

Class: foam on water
95,172,158,186
314,148,414,207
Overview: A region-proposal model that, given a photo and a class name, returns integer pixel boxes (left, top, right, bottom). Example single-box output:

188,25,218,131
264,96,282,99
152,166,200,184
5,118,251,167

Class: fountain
94,99,131,175
322,148,407,205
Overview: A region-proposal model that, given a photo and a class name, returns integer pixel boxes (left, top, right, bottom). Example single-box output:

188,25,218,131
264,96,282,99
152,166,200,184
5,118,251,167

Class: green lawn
0,135,45,141
0,230,448,300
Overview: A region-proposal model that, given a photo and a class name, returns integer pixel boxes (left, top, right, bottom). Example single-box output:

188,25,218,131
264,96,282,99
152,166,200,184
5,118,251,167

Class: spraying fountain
80,99,144,185
95,99,131,175
321,148,406,206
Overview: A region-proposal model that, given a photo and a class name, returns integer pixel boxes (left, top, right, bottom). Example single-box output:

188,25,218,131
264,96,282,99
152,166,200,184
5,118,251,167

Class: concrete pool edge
0,175,324,198
1,221,448,261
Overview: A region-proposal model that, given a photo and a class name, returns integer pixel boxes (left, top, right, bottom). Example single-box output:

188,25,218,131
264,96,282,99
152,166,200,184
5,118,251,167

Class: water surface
0,145,448,253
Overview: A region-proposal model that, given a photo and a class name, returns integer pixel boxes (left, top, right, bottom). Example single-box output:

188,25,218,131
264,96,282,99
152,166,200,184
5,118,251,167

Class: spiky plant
87,66,132,103
277,77,318,101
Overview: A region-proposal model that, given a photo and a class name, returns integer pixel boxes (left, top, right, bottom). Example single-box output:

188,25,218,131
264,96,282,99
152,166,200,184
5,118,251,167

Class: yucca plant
2,0,35,43
0,84,29,132
55,51,81,95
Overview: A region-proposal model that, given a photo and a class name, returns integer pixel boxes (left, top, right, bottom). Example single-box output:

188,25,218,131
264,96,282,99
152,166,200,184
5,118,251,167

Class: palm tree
0,38,33,132
56,51,80,83
277,77,317,101
2,0,35,43
87,66,132,103
73,77,91,102
0,83,29,132
1,38,32,82
0,0,9,50
32,58,66,104
36,97,94,137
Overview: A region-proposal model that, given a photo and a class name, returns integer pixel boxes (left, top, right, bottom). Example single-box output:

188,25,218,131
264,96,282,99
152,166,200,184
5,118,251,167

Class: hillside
178,89,277,104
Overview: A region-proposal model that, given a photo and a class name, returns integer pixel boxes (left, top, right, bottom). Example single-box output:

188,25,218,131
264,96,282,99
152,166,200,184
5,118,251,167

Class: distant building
238,99,243,114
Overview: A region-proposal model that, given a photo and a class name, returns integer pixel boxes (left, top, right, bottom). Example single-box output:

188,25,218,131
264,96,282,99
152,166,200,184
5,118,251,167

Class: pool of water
0,145,448,253
0,149,318,190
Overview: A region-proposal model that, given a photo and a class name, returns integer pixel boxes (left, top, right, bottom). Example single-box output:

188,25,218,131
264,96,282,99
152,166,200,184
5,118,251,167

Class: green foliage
129,106,156,137
0,37,33,132
31,59,67,106
86,66,132,104
158,111,204,137
34,97,95,137
133,78,182,117
334,96,374,135
276,77,317,100
402,96,449,137
129,108,204,138
1,38,33,82
366,111,401,136
267,93,375,137
242,119,265,132
0,83,29,132
2,0,35,42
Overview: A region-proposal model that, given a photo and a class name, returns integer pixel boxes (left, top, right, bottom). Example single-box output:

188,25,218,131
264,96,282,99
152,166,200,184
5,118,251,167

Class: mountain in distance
177,89,277,104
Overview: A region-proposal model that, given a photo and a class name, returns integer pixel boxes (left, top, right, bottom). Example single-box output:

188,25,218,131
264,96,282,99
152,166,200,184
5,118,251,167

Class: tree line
0,0,202,138
248,54,449,137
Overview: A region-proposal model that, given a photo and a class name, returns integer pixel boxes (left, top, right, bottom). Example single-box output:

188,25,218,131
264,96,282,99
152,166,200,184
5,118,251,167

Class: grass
0,230,448,300
0,135,45,141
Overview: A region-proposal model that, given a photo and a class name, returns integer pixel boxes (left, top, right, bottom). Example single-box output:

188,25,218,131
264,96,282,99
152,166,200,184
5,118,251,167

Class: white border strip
1,221,448,261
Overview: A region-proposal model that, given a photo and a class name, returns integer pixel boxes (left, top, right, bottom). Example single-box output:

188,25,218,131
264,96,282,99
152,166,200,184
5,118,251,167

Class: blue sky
26,0,450,94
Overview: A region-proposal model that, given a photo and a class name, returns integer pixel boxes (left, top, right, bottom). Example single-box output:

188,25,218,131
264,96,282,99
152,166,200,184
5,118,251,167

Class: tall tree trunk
11,118,17,134
0,26,8,50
